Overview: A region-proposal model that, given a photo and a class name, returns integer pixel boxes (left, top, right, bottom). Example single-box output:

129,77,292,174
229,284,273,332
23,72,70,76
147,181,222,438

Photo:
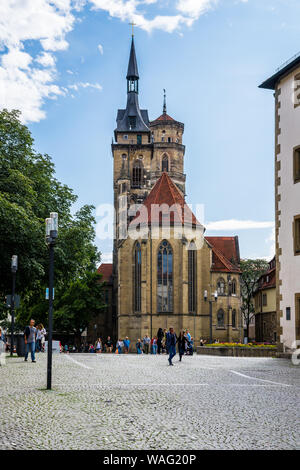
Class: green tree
0,109,101,328
54,272,105,347
240,259,269,340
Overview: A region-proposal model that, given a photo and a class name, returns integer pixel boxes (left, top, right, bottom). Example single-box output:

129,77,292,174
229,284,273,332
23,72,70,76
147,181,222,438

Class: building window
232,309,237,328
217,278,226,295
157,240,173,313
168,137,171,143
286,307,291,321
188,242,197,313
132,160,143,188
217,309,225,328
294,215,300,255
231,279,237,295
294,73,300,107
134,242,142,312
294,147,300,183
263,293,267,306
162,154,169,172
137,134,142,145
128,116,136,128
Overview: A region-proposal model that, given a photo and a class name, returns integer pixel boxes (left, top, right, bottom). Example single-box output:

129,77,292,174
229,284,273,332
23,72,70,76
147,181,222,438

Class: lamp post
204,289,218,343
45,212,58,390
10,255,18,357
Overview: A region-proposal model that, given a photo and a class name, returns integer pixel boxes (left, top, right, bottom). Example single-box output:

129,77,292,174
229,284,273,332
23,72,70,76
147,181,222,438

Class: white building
260,55,300,351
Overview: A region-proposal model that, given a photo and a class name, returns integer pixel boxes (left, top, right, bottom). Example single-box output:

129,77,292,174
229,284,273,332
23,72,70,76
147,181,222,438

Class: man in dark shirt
166,327,177,366
105,336,113,353
24,319,37,362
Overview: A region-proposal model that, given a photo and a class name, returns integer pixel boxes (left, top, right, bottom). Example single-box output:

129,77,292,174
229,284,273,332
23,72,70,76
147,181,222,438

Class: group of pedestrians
75,336,114,354
134,328,194,365
165,327,194,365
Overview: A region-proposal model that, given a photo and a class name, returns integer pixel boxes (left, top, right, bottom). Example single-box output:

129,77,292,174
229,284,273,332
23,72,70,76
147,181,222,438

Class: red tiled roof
151,113,176,123
97,263,113,283
131,172,201,227
205,237,241,273
257,259,276,290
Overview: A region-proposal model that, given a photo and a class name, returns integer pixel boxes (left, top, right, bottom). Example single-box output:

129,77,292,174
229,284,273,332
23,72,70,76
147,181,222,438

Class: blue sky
1,0,300,263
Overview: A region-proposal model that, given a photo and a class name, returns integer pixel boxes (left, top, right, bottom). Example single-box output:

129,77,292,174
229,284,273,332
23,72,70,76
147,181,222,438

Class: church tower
109,35,242,345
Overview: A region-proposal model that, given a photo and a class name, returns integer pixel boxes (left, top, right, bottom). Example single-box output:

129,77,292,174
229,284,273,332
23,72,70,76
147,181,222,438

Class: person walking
95,338,102,353
166,327,177,366
0,327,6,366
157,328,164,354
163,328,168,354
105,336,113,353
143,335,150,354
24,319,37,363
36,324,45,352
177,330,187,362
136,338,143,355
123,336,130,354
116,338,124,354
152,336,158,355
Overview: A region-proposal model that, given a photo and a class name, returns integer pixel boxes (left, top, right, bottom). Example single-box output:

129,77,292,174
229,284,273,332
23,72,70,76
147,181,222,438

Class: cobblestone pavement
1,353,299,450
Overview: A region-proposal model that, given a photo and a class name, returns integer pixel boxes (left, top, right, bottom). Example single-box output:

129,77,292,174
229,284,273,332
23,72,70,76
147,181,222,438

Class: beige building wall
275,66,300,350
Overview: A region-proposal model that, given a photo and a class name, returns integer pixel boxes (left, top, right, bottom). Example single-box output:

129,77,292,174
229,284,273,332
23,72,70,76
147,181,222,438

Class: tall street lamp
10,255,18,357
204,289,218,343
45,212,58,390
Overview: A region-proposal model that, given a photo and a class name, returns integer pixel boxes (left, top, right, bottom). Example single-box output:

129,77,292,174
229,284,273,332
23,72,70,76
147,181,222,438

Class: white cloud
101,252,113,263
68,81,103,91
36,52,56,68
0,0,80,122
205,219,275,231
0,0,246,122
176,0,217,19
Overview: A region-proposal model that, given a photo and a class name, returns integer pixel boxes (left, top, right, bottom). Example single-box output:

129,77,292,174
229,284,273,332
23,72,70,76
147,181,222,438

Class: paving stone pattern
0,353,299,450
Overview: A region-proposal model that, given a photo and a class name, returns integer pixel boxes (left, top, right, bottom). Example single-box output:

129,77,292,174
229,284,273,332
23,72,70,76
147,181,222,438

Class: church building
99,36,242,345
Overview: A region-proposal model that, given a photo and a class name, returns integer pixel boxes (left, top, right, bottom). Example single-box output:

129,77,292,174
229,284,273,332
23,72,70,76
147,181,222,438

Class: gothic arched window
231,279,237,295
232,309,237,329
132,160,143,188
157,240,173,313
162,154,169,172
134,242,142,312
217,309,225,328
217,278,226,295
188,242,197,313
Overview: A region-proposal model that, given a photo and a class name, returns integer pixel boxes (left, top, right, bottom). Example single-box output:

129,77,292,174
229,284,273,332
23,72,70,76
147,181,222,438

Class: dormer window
128,116,136,128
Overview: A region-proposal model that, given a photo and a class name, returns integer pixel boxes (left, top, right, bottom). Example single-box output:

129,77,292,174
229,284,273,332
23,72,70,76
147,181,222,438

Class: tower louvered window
132,160,143,188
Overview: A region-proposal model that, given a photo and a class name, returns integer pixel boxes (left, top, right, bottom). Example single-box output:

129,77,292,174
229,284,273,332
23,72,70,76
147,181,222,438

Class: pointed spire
126,36,139,80
163,88,167,115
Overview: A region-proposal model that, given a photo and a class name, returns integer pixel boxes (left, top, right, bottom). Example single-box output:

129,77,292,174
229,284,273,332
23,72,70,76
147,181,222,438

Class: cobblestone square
1,354,299,450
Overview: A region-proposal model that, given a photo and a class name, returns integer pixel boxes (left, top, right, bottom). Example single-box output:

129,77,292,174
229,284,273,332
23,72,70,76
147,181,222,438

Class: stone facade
260,57,300,351
108,37,243,345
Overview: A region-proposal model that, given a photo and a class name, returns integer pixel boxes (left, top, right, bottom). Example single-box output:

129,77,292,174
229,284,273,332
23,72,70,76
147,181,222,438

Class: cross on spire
129,22,136,37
